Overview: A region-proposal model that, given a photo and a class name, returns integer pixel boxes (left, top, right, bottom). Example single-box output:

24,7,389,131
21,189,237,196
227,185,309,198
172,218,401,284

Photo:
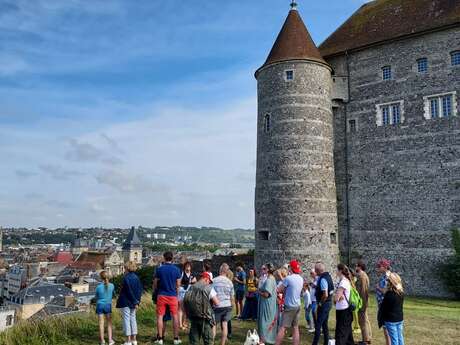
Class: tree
440,228,460,299
112,266,156,294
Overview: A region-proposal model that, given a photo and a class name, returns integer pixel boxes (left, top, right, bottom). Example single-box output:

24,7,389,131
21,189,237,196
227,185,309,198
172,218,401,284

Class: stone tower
254,2,340,272
123,226,143,265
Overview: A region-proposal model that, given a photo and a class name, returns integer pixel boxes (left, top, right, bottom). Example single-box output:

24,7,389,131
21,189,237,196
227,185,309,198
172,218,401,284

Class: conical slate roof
260,8,326,70
123,227,142,250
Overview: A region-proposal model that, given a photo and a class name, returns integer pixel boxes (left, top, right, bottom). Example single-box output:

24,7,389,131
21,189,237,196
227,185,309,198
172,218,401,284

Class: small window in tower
417,58,428,73
348,119,356,133
382,66,392,80
264,114,271,133
259,231,270,241
285,70,294,81
451,51,460,66
330,232,337,244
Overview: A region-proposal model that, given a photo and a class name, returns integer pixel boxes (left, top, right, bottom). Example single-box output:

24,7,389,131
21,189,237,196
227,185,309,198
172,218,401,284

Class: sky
0,0,370,229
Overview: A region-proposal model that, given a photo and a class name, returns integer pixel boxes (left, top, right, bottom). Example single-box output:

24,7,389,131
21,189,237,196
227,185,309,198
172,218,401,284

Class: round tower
254,2,340,272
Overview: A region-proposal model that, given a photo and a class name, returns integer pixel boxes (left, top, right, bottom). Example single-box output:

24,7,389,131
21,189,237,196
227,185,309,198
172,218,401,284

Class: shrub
440,228,460,299
112,266,155,294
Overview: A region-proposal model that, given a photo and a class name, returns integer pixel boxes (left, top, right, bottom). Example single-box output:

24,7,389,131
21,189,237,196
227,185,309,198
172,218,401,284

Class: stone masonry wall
327,27,460,297
255,60,340,273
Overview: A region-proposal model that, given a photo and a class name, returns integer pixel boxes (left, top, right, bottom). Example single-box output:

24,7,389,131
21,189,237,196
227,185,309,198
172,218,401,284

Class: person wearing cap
375,259,392,345
379,273,405,345
312,262,334,345
275,260,304,345
185,272,220,345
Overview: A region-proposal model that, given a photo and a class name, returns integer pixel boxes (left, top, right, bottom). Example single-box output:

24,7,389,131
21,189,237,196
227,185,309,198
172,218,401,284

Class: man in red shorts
154,251,182,345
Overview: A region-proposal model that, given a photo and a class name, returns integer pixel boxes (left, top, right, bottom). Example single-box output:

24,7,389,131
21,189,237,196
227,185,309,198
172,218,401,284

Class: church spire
290,0,298,10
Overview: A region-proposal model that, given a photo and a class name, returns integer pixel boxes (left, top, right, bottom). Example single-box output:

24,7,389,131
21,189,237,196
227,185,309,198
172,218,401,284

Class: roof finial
290,0,298,10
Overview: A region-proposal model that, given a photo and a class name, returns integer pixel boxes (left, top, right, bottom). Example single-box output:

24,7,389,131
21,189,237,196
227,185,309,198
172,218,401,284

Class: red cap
289,260,302,274
201,272,213,282
377,259,391,269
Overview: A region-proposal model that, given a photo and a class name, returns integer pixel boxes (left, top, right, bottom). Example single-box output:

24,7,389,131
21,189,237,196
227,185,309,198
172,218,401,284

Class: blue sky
0,0,369,229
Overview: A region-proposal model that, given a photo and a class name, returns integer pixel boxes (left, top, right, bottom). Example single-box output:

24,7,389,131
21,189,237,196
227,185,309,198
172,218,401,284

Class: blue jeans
305,305,312,323
385,321,404,345
120,307,138,336
312,300,332,345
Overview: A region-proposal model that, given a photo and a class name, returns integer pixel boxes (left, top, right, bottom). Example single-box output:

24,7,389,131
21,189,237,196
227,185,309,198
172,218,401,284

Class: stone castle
254,0,460,297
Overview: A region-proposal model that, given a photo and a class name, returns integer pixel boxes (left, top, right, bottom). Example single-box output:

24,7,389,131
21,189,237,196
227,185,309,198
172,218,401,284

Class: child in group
95,271,115,345
303,279,313,332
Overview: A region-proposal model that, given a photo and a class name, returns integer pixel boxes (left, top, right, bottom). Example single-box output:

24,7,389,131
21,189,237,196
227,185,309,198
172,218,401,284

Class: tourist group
93,253,405,345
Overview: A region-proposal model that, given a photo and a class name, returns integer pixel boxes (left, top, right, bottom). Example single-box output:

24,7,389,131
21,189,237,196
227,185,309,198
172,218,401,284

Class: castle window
382,106,390,125
442,94,453,117
376,101,404,126
330,232,337,245
348,119,357,133
424,92,457,119
285,70,294,81
451,51,460,66
258,231,270,241
430,98,439,118
417,58,428,73
264,114,271,133
392,104,401,124
382,66,392,80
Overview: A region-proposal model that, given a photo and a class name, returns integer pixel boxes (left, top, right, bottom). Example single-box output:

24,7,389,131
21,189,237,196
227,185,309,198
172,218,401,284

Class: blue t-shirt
282,273,304,308
155,263,181,296
236,271,246,292
95,282,115,305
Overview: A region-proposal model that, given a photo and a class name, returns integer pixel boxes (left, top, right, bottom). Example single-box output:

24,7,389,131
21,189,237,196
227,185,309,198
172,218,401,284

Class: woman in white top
334,263,355,345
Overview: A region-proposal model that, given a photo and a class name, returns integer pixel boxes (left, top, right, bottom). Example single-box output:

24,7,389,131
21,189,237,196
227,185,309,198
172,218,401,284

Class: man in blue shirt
312,262,334,345
154,251,182,345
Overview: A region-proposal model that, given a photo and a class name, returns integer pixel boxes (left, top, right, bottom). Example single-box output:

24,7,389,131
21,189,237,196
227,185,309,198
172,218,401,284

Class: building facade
255,0,460,296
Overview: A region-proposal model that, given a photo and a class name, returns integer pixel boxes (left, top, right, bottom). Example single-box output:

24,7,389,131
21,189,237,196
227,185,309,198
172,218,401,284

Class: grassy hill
1,295,459,345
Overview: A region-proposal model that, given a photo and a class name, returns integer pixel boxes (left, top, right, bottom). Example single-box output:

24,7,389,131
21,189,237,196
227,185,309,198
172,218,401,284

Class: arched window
264,114,271,133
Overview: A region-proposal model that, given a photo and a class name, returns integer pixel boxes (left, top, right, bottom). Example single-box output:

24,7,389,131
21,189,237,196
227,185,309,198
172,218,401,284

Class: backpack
183,282,214,323
348,286,363,312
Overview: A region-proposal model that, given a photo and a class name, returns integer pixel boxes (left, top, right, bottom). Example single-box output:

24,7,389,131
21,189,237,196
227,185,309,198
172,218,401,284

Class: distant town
0,226,254,331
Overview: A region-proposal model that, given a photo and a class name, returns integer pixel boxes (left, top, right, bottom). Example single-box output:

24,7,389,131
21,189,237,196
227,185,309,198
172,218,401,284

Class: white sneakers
154,339,181,345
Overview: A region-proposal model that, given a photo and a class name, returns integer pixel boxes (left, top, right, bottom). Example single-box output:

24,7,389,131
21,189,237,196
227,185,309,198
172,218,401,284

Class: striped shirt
212,275,234,308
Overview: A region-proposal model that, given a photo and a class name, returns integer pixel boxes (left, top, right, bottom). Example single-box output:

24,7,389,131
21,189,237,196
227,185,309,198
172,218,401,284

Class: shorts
235,290,245,301
178,287,187,302
164,305,172,322
157,295,179,316
214,307,232,323
281,306,301,328
96,303,112,315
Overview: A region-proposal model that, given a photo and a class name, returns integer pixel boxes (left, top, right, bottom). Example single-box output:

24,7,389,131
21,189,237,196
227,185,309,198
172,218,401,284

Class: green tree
112,266,156,294
440,228,460,299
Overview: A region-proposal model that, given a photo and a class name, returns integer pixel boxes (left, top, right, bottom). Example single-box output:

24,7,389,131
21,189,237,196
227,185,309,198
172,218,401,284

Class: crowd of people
93,253,405,345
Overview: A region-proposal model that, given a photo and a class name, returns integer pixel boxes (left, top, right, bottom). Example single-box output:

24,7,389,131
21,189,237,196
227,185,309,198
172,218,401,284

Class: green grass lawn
1,295,459,345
